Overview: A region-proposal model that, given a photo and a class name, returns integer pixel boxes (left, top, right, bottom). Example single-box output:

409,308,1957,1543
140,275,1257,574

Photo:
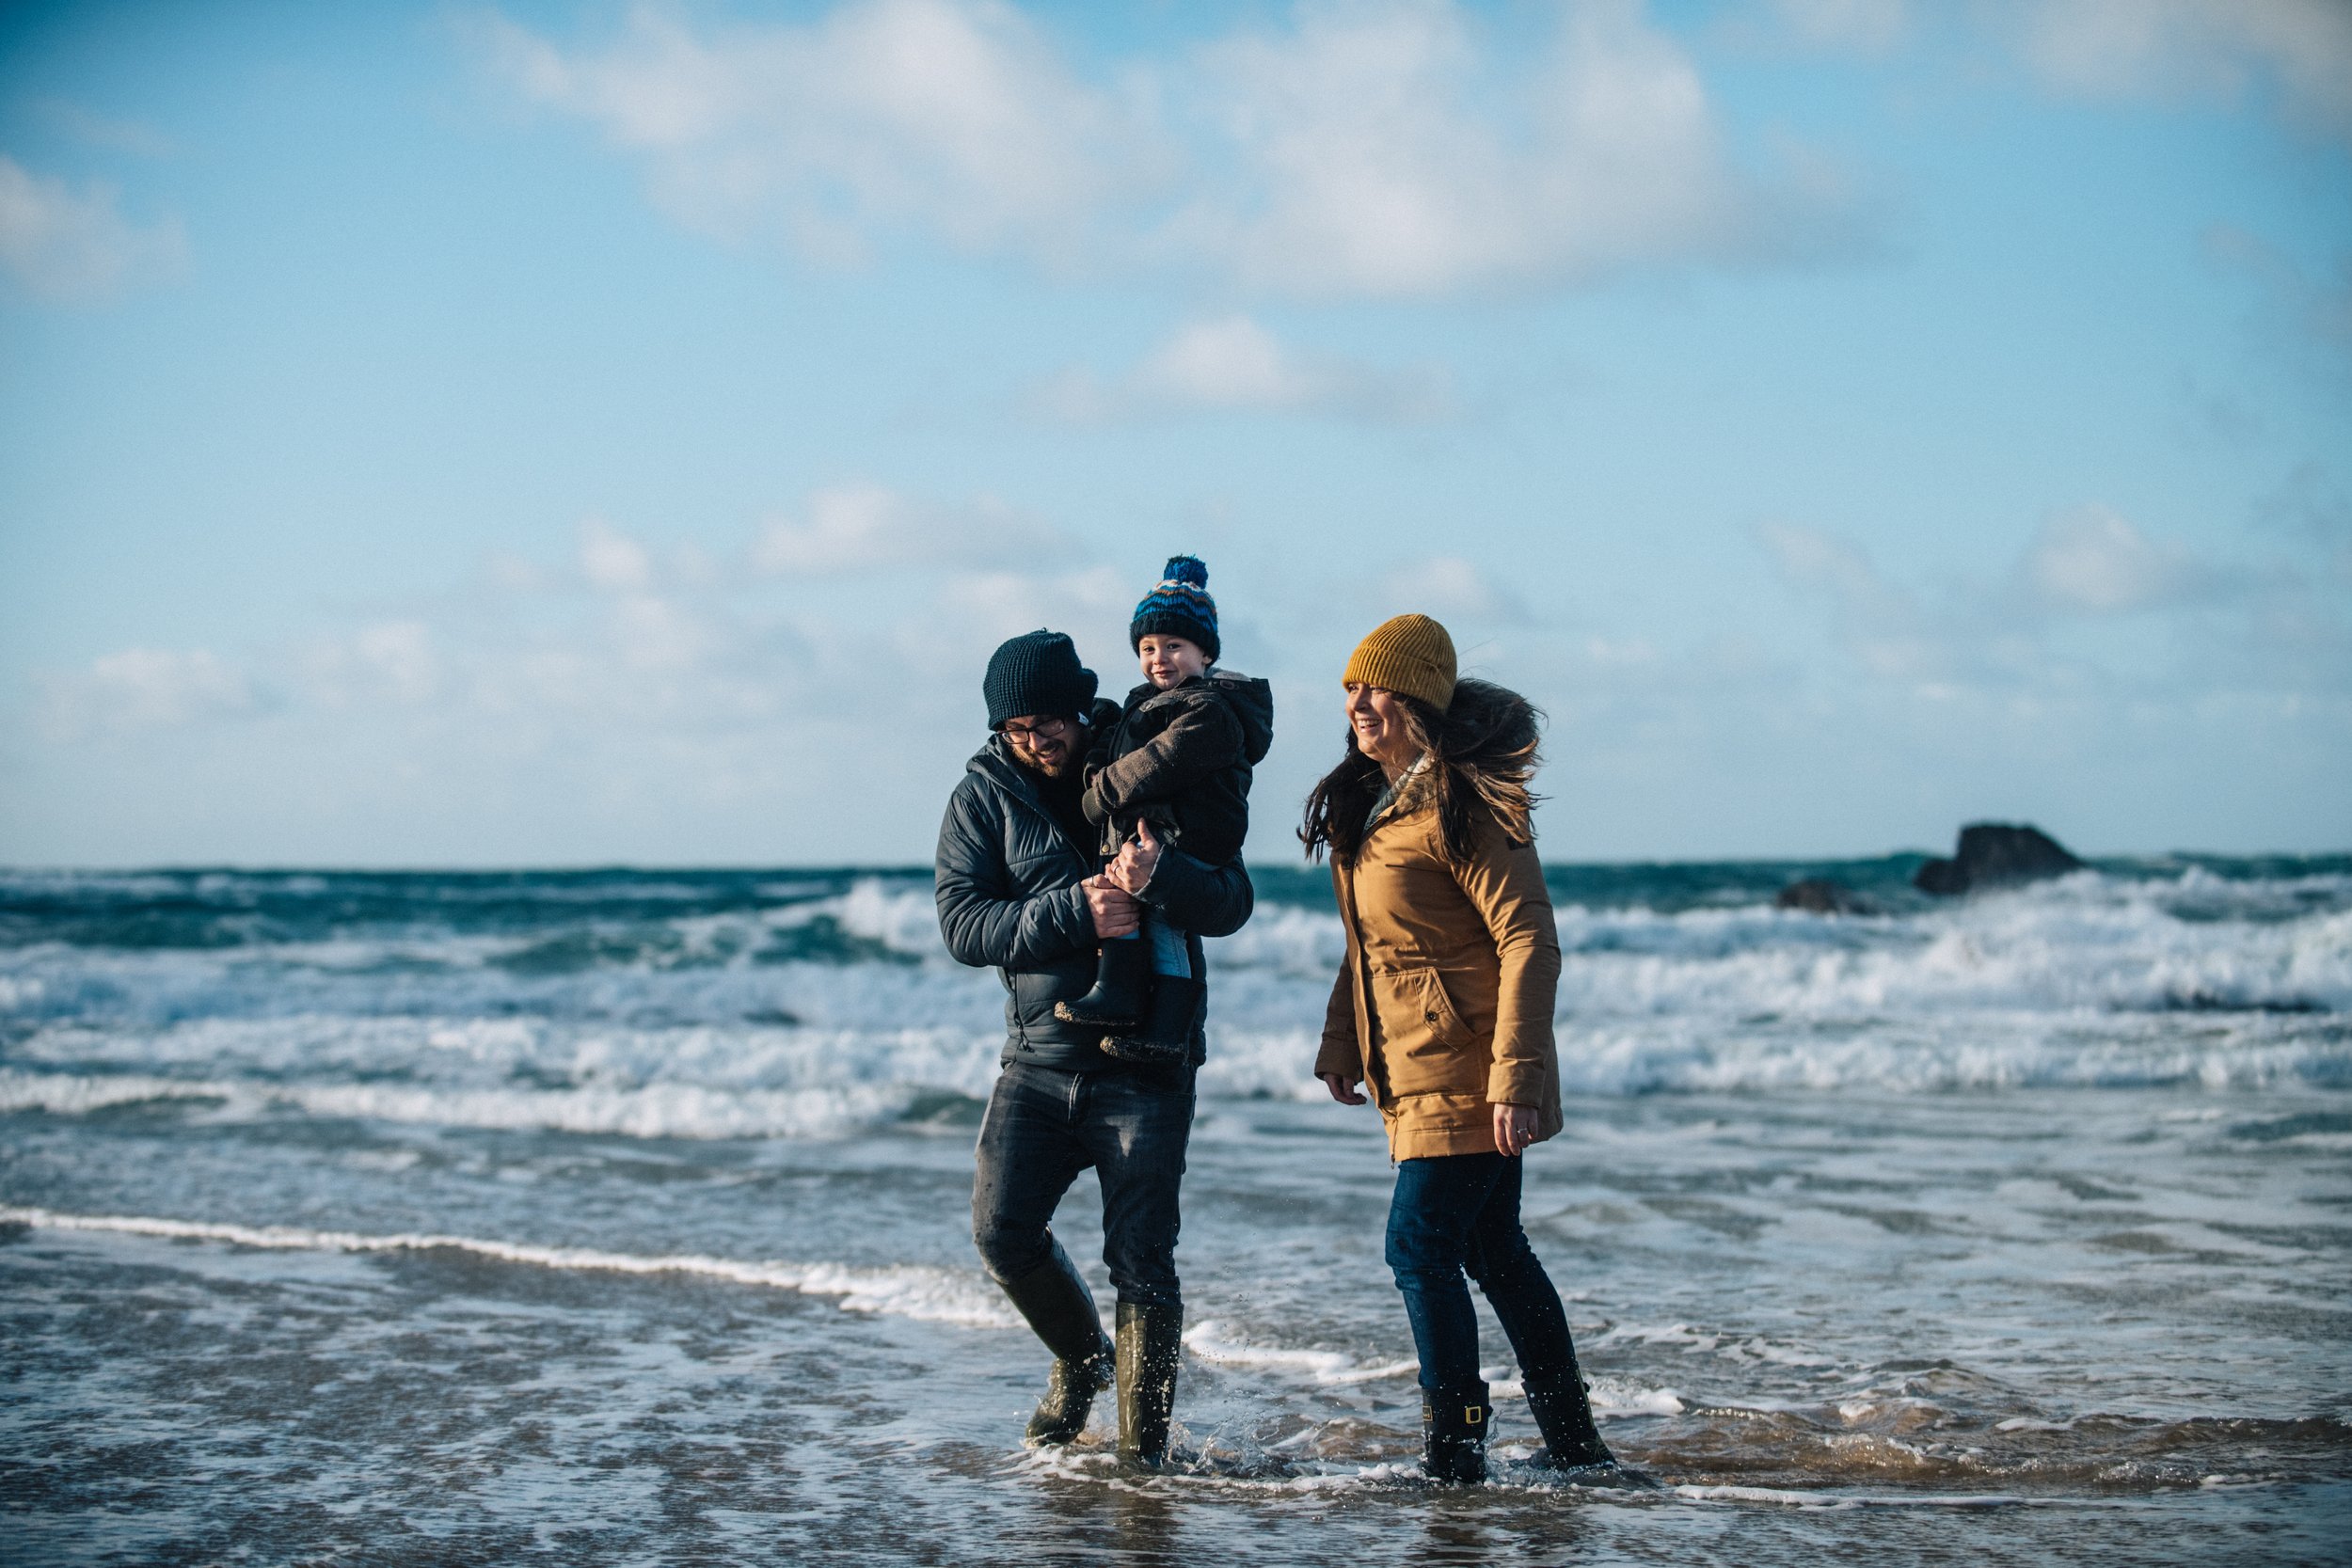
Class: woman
1305,613,1616,1485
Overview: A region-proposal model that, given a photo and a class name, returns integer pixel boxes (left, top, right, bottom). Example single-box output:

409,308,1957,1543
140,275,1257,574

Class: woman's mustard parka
1311,773,1565,1161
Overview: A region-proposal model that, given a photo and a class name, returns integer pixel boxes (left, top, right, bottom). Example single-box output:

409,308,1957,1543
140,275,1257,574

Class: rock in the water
1775,879,1876,915
1914,823,2084,895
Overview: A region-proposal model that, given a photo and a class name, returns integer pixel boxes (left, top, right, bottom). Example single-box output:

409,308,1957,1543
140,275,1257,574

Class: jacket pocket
1368,965,1481,1096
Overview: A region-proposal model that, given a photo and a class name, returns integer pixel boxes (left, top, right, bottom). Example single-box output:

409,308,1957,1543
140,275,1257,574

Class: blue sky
3,0,2347,865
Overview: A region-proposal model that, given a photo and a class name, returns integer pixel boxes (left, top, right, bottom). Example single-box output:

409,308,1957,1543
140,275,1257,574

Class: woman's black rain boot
1422,1383,1491,1484
1100,976,1200,1066
1524,1369,1616,1470
997,1246,1115,1447
1115,1300,1184,1469
1055,938,1149,1030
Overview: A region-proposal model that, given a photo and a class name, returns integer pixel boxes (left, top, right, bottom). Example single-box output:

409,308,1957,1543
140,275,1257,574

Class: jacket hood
1211,670,1276,766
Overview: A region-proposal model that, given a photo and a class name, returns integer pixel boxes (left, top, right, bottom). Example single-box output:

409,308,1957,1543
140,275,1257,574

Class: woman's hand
1084,876,1142,938
1493,1102,1539,1157
1319,1072,1367,1106
1104,819,1165,895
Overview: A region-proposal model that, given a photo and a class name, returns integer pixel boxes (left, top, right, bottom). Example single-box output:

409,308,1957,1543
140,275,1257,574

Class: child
1055,556,1274,1064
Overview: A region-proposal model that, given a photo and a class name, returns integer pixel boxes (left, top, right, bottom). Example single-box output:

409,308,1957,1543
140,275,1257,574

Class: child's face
1136,635,1207,690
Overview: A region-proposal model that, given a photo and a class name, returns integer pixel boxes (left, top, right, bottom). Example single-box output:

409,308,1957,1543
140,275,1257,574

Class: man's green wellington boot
1422,1384,1491,1484
1115,1300,1184,1469
1055,936,1149,1030
1524,1368,1616,1470
998,1247,1114,1447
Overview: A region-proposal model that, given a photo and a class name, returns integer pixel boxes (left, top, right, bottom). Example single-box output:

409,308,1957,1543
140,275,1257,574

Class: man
935,628,1254,1468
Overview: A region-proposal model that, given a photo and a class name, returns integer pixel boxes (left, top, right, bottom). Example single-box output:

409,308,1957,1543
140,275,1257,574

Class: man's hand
1104,819,1165,895
1492,1102,1539,1157
1319,1072,1367,1106
1085,876,1142,938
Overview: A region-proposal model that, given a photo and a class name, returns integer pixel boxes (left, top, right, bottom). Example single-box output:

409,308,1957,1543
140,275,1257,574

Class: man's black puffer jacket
935,705,1256,1071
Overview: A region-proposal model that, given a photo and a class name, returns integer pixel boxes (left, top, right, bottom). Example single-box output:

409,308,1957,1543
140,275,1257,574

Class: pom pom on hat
1131,555,1220,661
1161,554,1208,589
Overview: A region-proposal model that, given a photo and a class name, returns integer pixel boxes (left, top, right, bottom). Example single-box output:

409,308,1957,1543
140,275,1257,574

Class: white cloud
30,99,177,158
2256,463,2352,588
484,550,547,593
1767,0,1910,54
750,483,1072,576
17,544,1170,862
1756,522,1924,623
608,592,714,673
1765,0,2352,139
930,563,1129,642
579,516,656,590
1040,314,1451,422
32,487,1089,750
40,647,256,737
561,523,719,673
2021,505,2209,614
474,0,1161,266
0,153,185,302
2203,225,2352,371
1181,0,1836,296
302,622,443,709
354,623,439,704
24,495,2347,862
1759,506,2302,704
1756,521,1967,680
476,0,1856,297
1375,555,1528,624
2000,0,2352,138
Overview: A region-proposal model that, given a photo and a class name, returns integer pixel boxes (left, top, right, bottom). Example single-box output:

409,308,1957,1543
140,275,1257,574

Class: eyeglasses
1001,717,1073,741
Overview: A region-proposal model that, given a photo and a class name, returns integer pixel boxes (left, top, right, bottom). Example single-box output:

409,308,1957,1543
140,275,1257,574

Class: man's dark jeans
972,1060,1195,1310
1386,1152,1576,1393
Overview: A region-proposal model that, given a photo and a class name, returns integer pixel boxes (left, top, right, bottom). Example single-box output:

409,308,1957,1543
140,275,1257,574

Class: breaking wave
2,1204,1018,1326
2,863,2344,1135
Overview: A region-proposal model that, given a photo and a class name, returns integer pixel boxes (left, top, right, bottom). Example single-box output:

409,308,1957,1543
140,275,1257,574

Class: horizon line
5,847,2347,878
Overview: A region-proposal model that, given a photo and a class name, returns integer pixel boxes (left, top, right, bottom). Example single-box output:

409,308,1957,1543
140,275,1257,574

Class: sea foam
0,1205,1020,1327
3,867,2344,1135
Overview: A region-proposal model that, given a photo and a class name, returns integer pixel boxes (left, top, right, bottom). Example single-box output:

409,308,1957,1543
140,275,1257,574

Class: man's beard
1027,752,1073,778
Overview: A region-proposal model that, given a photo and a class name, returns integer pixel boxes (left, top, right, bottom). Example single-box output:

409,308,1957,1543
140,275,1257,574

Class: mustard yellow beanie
1343,614,1456,711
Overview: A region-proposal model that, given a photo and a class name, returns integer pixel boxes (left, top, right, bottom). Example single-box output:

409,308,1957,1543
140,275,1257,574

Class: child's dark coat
1082,671,1276,865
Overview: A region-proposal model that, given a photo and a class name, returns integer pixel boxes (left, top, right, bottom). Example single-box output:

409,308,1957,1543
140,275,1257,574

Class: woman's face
1344,683,1418,769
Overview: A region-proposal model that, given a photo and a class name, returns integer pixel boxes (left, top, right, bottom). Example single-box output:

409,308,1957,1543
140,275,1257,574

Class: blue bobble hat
1129,555,1219,662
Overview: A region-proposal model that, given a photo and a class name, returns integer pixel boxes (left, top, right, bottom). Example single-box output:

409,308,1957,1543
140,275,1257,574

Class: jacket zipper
982,756,1096,1045
1334,854,1389,1107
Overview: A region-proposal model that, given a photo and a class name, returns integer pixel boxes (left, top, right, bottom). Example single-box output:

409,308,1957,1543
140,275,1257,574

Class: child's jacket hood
1206,669,1275,766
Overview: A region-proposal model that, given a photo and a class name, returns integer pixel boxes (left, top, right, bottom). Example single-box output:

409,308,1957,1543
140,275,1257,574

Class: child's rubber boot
1100,976,1200,1067
1055,937,1148,1030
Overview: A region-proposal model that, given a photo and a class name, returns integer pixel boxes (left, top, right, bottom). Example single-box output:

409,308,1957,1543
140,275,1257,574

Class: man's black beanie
984,629,1098,729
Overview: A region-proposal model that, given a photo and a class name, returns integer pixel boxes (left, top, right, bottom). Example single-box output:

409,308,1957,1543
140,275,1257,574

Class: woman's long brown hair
1299,678,1543,866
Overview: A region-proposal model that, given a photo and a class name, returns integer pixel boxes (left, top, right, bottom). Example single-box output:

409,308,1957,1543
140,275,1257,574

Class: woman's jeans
1386,1152,1577,1393
972,1060,1195,1310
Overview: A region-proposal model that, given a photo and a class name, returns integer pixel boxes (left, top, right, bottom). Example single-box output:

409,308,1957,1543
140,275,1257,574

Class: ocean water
2,857,2347,1566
